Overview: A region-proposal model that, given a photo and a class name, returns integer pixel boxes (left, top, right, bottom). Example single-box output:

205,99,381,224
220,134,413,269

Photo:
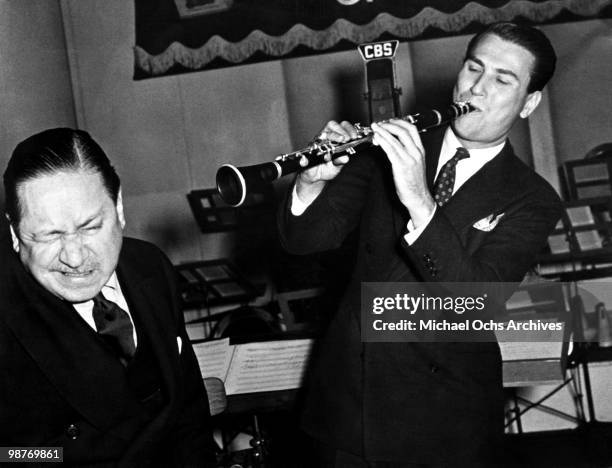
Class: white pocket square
177,336,183,354
473,213,505,232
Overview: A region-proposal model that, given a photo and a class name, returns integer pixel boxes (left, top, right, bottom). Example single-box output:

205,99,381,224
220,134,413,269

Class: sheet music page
224,339,313,395
192,338,234,381
497,319,564,361
499,340,563,361
505,289,534,310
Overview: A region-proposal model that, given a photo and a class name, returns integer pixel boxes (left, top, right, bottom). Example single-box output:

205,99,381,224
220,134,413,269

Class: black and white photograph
1,0,612,466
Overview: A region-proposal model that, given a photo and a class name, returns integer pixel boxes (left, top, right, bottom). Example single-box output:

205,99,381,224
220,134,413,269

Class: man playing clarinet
278,22,563,467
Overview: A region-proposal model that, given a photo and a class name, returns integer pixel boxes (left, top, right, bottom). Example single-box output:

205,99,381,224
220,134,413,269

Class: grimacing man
1,128,217,467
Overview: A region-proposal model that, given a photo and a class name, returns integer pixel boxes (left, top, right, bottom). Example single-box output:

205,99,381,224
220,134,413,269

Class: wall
0,0,76,239
60,0,294,263
543,19,612,163
0,1,75,153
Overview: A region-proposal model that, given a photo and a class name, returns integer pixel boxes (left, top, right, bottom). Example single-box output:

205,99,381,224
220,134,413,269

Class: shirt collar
103,271,119,293
442,127,506,161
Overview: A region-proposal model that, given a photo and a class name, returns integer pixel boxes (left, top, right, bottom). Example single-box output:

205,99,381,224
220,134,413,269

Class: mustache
54,264,99,274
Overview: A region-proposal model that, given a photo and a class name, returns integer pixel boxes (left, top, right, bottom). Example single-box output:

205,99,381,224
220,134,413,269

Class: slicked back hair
3,128,120,226
466,22,557,93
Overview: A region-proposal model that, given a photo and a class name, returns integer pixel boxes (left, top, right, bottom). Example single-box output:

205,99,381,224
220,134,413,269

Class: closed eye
35,233,62,243
82,224,102,233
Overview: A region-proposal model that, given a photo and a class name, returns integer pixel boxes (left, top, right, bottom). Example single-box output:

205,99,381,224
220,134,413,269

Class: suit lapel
2,240,183,442
438,143,519,233
116,253,181,444
390,131,520,234
2,252,147,439
383,135,520,281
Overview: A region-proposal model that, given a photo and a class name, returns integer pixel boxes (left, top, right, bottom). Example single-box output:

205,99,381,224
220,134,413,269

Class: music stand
187,187,273,233
501,281,586,433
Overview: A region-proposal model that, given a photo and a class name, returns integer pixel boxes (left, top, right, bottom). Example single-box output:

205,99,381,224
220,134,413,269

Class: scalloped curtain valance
134,0,611,79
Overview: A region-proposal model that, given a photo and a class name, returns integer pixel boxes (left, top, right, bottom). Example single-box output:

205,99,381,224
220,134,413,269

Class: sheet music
224,339,313,395
497,319,564,361
575,230,603,250
505,289,534,310
546,220,570,254
195,264,230,281
499,340,563,361
566,206,595,226
193,338,234,380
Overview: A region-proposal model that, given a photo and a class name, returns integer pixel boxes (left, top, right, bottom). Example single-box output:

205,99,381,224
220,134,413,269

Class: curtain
134,0,612,78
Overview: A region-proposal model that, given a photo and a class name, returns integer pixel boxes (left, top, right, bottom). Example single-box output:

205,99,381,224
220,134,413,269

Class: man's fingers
371,123,404,162
375,120,424,162
339,121,359,140
319,120,358,142
300,151,348,170
387,119,425,156
333,155,350,166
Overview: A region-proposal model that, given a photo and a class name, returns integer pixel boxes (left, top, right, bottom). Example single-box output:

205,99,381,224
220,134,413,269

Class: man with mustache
279,22,563,466
0,128,216,466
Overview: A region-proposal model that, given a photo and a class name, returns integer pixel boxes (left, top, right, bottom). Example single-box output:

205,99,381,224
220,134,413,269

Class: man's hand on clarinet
296,120,355,204
371,119,436,228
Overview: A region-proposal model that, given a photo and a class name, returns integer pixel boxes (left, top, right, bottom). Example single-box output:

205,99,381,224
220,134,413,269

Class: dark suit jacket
0,237,216,467
278,127,563,464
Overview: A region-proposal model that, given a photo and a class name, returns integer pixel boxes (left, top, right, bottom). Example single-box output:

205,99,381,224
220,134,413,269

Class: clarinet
216,101,474,206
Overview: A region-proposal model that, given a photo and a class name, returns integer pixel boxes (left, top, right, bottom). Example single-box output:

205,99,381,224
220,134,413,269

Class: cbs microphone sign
358,40,398,61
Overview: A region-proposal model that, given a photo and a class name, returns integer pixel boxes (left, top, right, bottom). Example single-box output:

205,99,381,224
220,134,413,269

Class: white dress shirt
403,128,505,244
72,272,138,346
